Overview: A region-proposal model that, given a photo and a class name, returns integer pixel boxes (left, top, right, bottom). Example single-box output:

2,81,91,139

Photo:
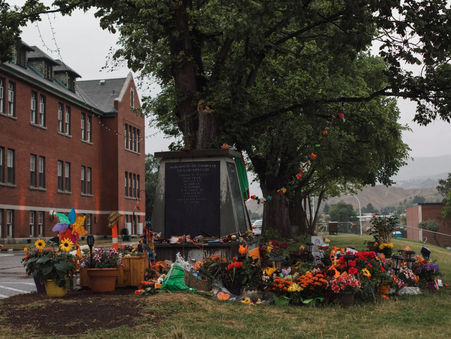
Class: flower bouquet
329,273,361,294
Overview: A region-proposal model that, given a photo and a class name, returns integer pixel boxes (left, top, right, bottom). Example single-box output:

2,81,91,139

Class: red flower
232,256,236,262
381,266,385,272
234,262,242,268
348,267,359,275
227,263,233,270
272,240,279,246
348,260,356,267
280,242,288,249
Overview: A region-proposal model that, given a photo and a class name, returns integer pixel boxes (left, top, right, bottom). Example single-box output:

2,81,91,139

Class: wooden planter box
117,256,148,287
80,256,148,288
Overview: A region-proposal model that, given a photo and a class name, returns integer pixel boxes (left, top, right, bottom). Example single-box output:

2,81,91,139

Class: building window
30,154,37,186
7,149,14,184
0,146,4,183
30,91,37,123
29,211,36,237
38,156,45,188
0,209,3,238
58,103,64,133
130,88,134,108
125,172,128,196
38,211,44,237
81,166,86,194
87,115,92,142
128,125,132,150
86,214,92,234
133,173,136,197
133,128,136,151
65,106,71,135
65,162,71,191
81,113,85,140
39,94,46,126
124,124,128,149
87,167,92,194
137,175,140,199
7,81,15,116
57,160,63,190
129,172,133,197
7,210,13,238
0,78,4,114
137,130,140,153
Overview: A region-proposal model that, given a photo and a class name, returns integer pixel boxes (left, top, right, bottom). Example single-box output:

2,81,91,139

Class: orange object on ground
248,247,260,264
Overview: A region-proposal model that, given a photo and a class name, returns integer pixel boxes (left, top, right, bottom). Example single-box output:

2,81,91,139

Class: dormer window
43,62,53,80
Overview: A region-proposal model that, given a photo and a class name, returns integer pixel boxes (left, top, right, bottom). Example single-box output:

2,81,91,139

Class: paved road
0,252,36,299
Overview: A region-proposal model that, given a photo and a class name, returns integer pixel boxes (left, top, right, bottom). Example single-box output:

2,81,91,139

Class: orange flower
381,295,390,300
135,289,144,295
238,244,248,255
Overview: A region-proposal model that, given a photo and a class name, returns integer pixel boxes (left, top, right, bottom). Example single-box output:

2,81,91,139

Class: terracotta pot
87,268,119,293
45,280,67,297
339,291,355,307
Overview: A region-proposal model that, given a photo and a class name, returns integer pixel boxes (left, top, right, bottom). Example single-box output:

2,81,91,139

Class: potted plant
80,247,122,292
23,239,76,297
329,274,361,307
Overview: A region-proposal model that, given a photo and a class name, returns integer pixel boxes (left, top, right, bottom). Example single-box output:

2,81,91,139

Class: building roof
76,78,127,113
54,59,81,78
28,46,59,65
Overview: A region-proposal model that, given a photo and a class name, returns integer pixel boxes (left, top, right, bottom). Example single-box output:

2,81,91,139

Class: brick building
0,41,145,243
406,203,451,247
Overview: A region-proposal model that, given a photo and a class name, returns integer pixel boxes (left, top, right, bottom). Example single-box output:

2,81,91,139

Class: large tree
2,0,448,235
2,0,450,145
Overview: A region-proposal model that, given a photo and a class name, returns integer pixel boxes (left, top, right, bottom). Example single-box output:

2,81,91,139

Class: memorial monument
151,149,251,238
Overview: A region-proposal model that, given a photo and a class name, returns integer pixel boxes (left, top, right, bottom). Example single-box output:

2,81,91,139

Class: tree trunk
169,0,200,149
262,188,291,238
289,191,308,235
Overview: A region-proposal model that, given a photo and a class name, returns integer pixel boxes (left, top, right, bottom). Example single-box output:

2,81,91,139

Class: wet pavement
0,252,35,298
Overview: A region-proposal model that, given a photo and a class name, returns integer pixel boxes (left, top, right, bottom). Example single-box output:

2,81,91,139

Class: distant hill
325,185,442,211
393,154,451,188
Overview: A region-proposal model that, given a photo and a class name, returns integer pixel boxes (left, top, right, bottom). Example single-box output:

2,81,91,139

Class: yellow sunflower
362,268,371,278
60,238,74,252
34,239,46,250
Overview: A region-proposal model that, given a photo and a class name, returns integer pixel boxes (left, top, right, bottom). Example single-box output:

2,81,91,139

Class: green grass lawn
1,234,450,339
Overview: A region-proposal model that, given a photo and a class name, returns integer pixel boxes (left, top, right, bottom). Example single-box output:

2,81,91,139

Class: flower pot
33,276,46,294
87,268,119,293
117,256,148,287
45,280,67,297
339,291,355,307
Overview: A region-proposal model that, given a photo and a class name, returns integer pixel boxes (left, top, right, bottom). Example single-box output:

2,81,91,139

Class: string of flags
247,105,346,205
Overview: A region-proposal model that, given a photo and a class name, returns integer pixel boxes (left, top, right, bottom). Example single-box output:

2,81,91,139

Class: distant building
0,41,145,242
406,203,451,247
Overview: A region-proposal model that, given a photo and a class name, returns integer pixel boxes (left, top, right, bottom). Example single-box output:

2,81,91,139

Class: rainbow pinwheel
51,207,87,258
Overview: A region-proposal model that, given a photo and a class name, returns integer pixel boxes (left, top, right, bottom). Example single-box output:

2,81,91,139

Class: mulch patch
4,288,154,336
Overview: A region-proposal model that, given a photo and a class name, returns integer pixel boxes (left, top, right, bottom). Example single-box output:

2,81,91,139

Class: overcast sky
9,2,451,168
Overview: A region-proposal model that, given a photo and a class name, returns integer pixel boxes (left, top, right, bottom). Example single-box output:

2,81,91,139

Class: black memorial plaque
165,161,220,237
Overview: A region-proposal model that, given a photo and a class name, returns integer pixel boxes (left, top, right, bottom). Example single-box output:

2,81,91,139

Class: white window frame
81,165,86,194
58,103,64,133
30,91,37,123
65,106,71,135
7,210,13,238
29,211,35,237
87,115,92,142
39,94,45,126
65,162,70,191
38,156,45,188
81,113,86,140
87,167,92,194
0,78,4,114
7,149,14,184
7,81,15,116
38,211,44,237
130,88,134,108
30,154,37,187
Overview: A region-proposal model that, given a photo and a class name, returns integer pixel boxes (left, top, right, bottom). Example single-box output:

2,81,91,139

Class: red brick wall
406,204,451,247
115,77,145,234
406,205,420,241
0,71,145,239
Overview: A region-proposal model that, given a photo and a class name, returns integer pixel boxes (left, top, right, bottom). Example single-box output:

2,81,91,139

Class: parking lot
0,252,35,299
